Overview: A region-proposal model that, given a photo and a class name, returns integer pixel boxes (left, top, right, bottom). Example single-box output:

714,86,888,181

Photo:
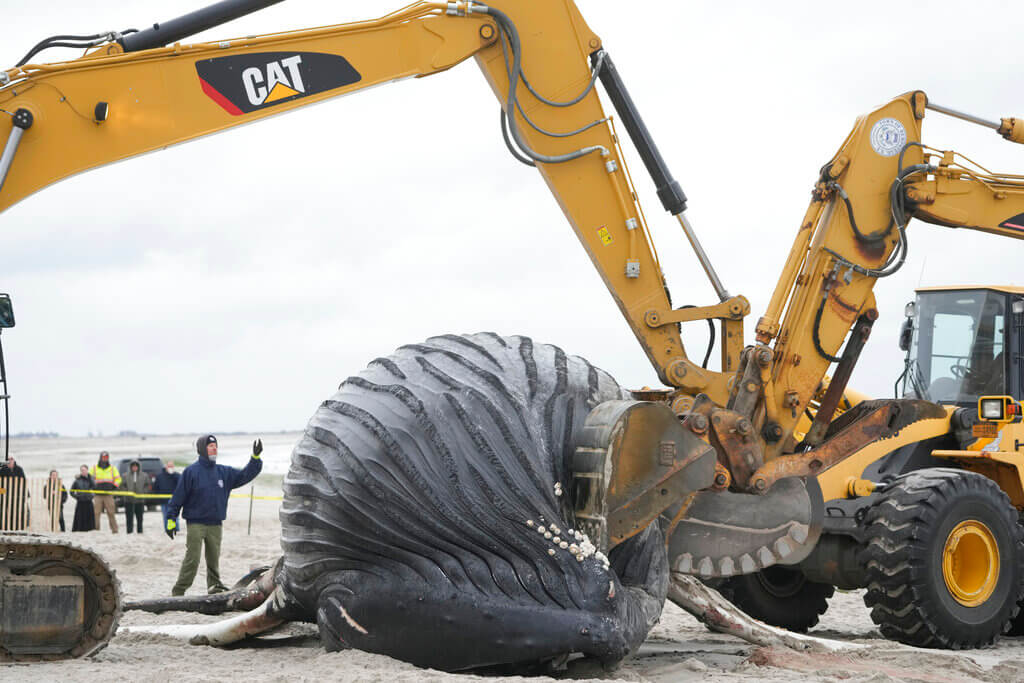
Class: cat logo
196,51,362,116
242,55,306,106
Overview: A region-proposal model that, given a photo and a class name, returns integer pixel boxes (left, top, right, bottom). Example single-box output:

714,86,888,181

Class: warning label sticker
597,226,613,246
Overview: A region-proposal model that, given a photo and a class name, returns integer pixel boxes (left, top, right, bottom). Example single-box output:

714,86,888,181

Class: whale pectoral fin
124,589,288,646
317,594,359,653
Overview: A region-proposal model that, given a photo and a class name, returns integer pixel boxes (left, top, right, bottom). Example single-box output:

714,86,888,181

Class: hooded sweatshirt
122,461,148,498
165,434,262,526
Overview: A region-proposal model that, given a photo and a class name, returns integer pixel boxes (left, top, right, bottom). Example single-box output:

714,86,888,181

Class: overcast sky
2,0,1022,436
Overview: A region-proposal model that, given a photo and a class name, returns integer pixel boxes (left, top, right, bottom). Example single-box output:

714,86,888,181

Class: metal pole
0,331,8,462
676,213,731,302
0,109,33,198
247,484,254,535
926,102,1000,130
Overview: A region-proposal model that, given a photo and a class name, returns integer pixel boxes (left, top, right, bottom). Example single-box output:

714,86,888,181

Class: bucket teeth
756,546,776,567
665,476,824,579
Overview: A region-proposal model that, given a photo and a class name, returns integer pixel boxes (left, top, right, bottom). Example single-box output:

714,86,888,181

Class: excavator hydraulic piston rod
119,0,287,53
593,50,687,215
676,212,731,302
0,109,32,198
926,102,1000,130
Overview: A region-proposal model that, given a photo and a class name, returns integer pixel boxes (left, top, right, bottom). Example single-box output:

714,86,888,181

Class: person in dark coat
121,460,148,533
43,469,68,532
166,434,262,595
70,464,96,532
152,461,181,520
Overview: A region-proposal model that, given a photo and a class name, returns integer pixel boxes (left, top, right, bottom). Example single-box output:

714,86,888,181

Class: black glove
166,518,178,540
253,438,263,458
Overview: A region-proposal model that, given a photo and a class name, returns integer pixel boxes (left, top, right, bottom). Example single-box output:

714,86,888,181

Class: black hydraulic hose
512,96,608,138
679,305,715,369
500,110,536,167
17,33,115,67
484,5,607,165
898,141,926,176
825,179,892,243
812,293,843,364
519,50,606,108
493,29,607,141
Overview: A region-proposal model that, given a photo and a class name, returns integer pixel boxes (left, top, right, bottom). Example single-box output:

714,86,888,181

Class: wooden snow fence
0,476,65,532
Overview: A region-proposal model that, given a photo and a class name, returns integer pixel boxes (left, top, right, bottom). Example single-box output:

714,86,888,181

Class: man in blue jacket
166,434,263,595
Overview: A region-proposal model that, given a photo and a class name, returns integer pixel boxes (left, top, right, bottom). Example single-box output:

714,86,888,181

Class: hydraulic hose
481,4,609,165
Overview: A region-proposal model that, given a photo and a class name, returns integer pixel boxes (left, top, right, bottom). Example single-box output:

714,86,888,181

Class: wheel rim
942,520,1000,607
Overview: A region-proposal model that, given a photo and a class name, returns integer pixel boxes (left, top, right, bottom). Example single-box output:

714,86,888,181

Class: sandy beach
6,434,1024,682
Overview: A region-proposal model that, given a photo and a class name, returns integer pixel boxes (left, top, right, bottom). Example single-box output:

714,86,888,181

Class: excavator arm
0,0,734,403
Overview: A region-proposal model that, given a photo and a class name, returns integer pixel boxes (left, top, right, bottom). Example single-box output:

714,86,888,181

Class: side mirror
1014,299,1024,316
899,318,913,352
0,294,14,328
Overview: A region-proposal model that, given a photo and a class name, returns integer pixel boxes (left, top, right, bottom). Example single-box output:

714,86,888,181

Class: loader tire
716,566,834,632
860,468,1024,649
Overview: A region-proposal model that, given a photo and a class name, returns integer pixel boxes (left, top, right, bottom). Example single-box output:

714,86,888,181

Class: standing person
165,435,263,596
70,465,96,532
43,469,68,532
152,461,181,520
90,451,121,533
121,460,147,533
0,456,27,530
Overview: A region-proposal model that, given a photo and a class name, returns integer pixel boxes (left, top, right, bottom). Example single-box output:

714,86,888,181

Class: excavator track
0,535,121,661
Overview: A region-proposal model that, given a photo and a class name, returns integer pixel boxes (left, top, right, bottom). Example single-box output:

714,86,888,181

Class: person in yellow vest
90,451,122,533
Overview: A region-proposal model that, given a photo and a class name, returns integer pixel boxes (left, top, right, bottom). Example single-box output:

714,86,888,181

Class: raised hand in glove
166,518,178,540
252,438,263,459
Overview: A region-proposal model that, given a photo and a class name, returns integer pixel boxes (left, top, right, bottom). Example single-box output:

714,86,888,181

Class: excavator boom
0,0,732,401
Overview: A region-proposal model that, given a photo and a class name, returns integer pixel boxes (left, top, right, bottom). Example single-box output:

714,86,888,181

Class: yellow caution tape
68,489,283,501
231,493,283,501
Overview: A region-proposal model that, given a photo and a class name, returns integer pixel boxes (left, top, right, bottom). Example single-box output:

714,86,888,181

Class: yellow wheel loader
1,0,1024,661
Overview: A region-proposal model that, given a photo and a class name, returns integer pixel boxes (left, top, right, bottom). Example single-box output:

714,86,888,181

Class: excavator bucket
572,400,823,578
664,477,823,578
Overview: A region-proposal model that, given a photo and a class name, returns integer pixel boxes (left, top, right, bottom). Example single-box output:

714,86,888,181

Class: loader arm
0,0,730,402
750,91,1024,478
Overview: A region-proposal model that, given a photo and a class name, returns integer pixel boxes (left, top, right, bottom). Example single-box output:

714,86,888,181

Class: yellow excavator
2,0,1024,661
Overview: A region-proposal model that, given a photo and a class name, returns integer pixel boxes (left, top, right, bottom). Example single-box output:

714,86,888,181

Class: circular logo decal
870,118,907,157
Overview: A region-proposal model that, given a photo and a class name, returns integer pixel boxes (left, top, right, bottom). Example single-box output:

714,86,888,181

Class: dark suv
115,457,165,510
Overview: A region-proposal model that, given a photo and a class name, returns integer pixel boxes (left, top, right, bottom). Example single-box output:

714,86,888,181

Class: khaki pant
93,494,118,533
172,522,226,596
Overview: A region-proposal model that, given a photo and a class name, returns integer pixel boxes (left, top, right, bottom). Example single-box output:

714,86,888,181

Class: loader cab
898,286,1024,406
